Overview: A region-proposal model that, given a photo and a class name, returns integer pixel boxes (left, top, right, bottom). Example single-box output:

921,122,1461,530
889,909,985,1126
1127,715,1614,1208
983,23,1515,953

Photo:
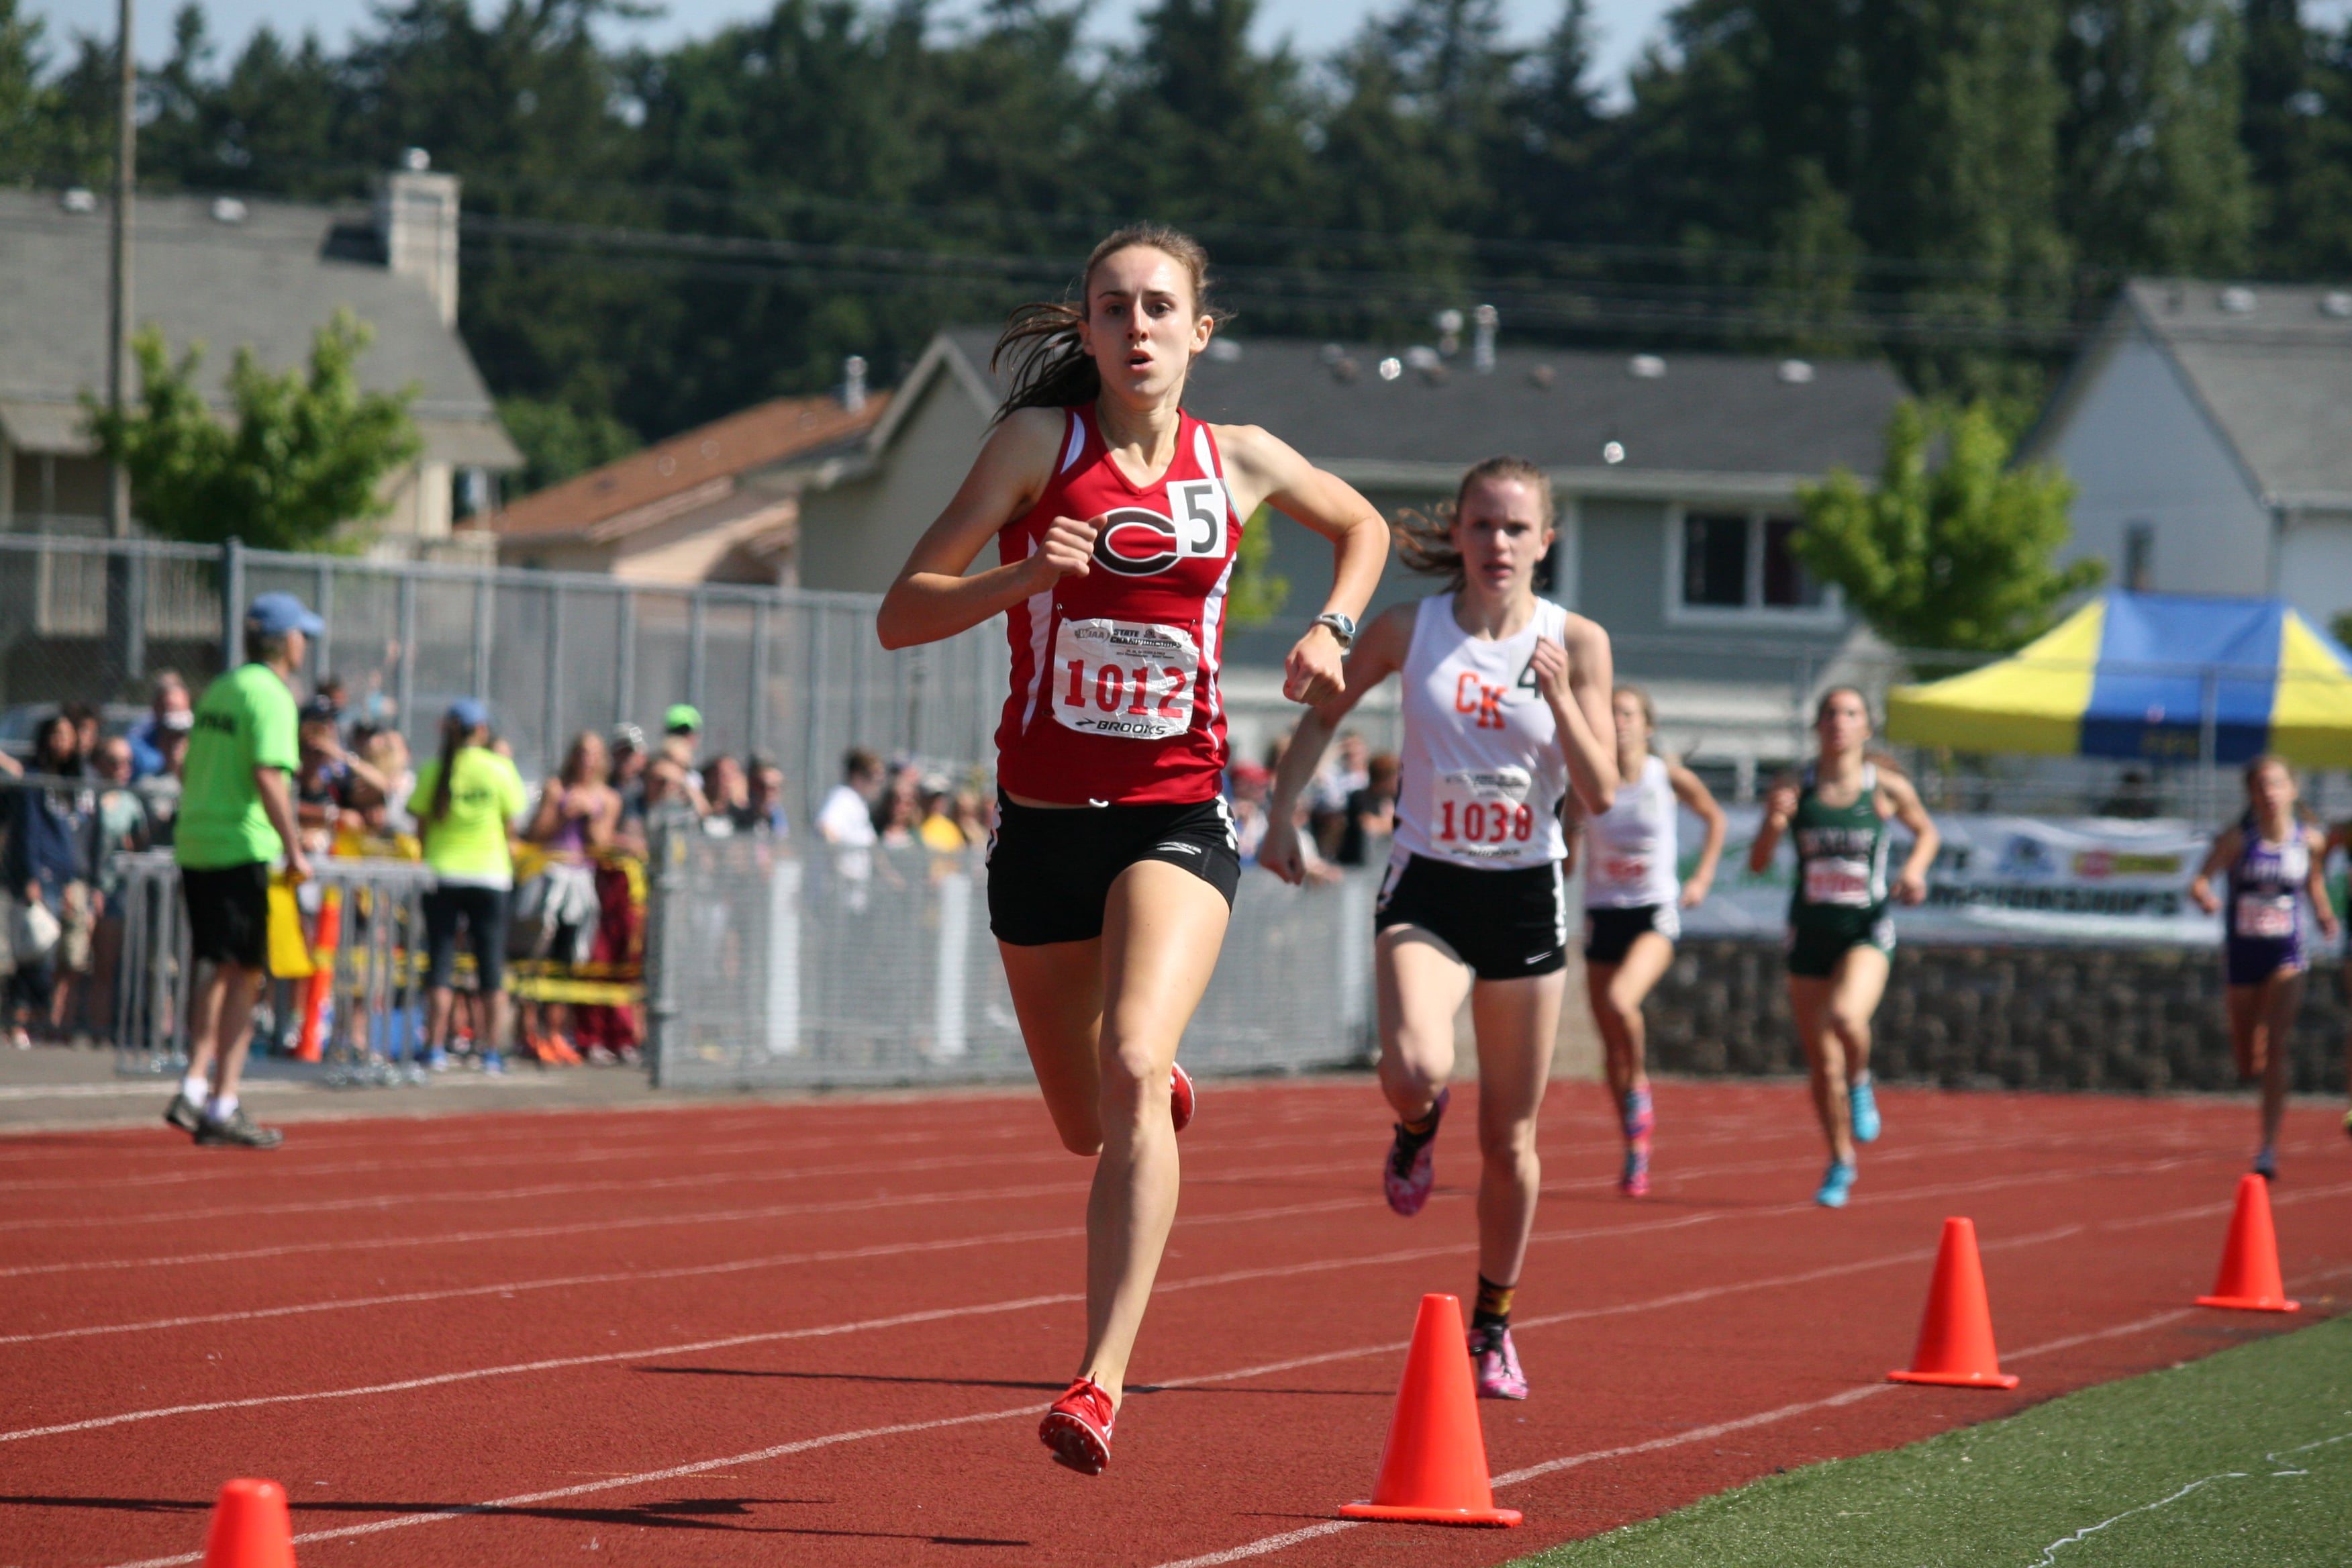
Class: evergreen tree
1108,0,1315,232
2055,0,2254,274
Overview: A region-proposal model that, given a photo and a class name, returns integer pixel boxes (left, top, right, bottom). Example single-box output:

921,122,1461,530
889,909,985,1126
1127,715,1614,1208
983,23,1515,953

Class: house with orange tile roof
495,372,887,585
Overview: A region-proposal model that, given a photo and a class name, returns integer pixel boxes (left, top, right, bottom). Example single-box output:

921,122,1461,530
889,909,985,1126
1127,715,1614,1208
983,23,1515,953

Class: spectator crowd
1,667,1389,1061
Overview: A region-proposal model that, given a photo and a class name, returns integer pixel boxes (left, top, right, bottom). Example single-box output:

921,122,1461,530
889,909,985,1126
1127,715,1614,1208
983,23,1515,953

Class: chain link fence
642,818,1377,1089
0,534,1006,826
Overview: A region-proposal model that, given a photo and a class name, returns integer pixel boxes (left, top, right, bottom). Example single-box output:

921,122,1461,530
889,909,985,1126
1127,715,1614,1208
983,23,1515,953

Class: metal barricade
642,816,1377,1090
109,852,442,1087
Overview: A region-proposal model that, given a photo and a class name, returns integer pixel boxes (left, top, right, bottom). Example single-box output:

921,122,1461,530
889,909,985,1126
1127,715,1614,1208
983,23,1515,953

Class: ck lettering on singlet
1455,671,1508,730
1091,480,1229,577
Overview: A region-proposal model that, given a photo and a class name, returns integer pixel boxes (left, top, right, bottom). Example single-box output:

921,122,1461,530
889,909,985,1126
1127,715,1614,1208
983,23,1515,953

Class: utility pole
105,0,135,538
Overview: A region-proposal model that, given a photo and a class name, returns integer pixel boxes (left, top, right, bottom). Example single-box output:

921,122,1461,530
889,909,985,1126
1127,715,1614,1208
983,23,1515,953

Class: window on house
1761,518,1823,607
2123,521,2154,592
1683,513,1749,607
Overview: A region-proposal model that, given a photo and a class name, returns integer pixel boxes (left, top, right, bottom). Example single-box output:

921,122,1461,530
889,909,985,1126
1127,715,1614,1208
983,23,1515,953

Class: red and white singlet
1392,592,1573,871
994,405,1246,805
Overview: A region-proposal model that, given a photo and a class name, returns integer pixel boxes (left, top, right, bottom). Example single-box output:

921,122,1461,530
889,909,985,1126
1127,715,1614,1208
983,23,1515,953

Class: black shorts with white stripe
986,791,1242,946
1373,852,1569,981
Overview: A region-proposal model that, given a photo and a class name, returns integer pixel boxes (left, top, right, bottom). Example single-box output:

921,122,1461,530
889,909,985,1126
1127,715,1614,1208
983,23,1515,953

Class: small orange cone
2196,1174,2300,1312
1889,1218,2019,1389
1338,1294,1522,1526
201,1478,295,1567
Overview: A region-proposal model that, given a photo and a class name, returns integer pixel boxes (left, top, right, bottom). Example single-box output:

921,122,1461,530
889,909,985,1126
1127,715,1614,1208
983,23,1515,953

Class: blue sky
24,0,1683,101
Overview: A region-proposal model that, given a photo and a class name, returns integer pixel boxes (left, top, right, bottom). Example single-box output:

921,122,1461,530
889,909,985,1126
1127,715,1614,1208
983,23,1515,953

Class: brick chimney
375,148,460,328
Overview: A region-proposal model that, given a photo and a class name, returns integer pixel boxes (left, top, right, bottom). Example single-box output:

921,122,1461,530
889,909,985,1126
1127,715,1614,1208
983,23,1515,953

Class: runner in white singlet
1263,456,1616,1402
1566,686,1724,1197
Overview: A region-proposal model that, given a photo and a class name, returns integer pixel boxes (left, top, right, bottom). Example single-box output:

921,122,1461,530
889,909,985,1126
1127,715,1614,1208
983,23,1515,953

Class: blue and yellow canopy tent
1886,592,2352,768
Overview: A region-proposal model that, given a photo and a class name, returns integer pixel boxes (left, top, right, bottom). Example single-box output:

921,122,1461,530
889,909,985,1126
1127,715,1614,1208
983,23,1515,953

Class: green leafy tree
1793,399,2098,656
85,309,423,550
1226,505,1291,628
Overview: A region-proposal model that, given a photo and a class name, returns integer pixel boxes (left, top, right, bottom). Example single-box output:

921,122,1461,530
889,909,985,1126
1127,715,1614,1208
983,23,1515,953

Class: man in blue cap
166,592,319,1148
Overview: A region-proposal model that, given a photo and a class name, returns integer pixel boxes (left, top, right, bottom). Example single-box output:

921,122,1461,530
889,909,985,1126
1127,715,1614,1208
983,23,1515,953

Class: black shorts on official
1583,903,1680,966
1375,852,1568,981
987,793,1243,946
181,861,271,972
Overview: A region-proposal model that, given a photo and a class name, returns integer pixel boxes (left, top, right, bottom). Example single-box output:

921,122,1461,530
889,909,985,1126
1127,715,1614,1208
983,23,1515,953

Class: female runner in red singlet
878,226,1388,1476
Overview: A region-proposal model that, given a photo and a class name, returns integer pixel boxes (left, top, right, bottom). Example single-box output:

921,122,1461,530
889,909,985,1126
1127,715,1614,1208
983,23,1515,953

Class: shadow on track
0,1492,1026,1545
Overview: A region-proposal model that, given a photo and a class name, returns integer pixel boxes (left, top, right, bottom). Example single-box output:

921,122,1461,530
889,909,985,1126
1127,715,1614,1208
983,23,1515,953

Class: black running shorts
181,861,271,972
987,793,1242,946
1374,852,1569,981
1583,903,1680,966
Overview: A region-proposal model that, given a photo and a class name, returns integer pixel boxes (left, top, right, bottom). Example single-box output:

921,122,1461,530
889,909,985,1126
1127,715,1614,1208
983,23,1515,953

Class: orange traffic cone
1338,1294,1523,1527
1889,1217,2019,1389
201,1478,295,1567
2197,1174,2300,1312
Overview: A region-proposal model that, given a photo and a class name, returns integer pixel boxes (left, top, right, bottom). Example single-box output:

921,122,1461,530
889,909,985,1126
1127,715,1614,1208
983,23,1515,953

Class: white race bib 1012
2235,892,2296,940
1431,767,1536,858
1804,856,1876,907
1051,618,1199,741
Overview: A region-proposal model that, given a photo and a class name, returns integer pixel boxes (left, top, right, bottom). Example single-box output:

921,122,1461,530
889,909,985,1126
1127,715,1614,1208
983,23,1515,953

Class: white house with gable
2023,279,2352,626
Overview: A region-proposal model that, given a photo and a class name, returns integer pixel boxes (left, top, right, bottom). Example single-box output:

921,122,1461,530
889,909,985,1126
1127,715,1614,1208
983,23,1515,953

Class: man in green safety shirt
165,593,320,1148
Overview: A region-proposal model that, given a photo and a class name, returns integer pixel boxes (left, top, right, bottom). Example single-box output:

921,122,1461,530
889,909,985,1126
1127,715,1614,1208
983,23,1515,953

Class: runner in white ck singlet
1262,456,1618,1404
1566,687,1725,1197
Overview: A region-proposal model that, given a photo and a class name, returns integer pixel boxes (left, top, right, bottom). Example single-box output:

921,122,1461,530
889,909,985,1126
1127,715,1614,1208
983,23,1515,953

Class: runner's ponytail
426,715,462,826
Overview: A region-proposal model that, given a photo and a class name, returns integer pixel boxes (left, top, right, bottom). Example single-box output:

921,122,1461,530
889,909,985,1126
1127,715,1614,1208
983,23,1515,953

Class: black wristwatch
1310,611,1357,650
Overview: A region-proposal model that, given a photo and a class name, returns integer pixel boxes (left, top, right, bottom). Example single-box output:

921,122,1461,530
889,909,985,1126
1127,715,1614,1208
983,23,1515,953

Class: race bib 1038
1052,618,1200,741
1432,767,1536,858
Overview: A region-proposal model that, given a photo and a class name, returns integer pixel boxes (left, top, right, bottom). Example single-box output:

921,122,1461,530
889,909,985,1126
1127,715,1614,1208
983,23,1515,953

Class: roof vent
401,147,432,172
1377,356,1403,382
1206,338,1242,363
1628,354,1666,379
1328,356,1359,383
1405,345,1442,372
842,354,867,412
210,197,248,224
2321,292,2352,320
2219,286,2257,314
1777,358,1816,384
1527,364,1555,389
60,187,95,213
1602,440,1626,465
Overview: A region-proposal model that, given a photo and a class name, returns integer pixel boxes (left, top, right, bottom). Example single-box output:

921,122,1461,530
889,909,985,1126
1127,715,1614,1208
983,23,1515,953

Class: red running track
0,1079,2346,1568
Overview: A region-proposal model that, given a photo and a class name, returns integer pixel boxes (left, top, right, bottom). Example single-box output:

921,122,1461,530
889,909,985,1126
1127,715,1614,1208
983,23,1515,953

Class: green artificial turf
1510,1316,2352,1567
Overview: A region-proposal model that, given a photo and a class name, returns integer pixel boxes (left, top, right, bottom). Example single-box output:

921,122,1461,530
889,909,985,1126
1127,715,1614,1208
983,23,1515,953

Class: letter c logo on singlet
1090,481,1229,577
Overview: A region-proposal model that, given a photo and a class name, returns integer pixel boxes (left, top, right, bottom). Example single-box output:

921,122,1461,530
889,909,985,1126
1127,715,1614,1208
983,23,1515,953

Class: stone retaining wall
1645,940,2350,1095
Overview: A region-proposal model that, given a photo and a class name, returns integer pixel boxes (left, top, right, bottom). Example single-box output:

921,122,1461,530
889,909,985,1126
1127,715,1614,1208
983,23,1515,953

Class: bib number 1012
1066,660,1187,719
1050,617,1201,741
1438,800,1534,844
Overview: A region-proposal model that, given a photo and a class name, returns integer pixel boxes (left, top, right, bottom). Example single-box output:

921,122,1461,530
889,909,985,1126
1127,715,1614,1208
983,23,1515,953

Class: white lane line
0,1122,1038,1195
0,1198,1363,1349
0,1156,1369,1281
11,1159,2271,1448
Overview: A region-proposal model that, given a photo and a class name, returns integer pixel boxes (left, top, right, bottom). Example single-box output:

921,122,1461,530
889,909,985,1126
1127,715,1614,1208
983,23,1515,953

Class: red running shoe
1170,1061,1195,1134
1039,1377,1116,1475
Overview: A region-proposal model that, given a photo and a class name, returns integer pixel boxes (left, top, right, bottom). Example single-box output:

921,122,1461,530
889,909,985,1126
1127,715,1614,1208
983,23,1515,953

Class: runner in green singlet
1748,687,1938,1208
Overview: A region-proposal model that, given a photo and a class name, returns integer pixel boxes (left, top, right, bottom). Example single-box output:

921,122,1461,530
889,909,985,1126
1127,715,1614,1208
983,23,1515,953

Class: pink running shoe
1039,1377,1116,1475
1618,1140,1651,1197
1469,1322,1528,1400
1170,1061,1195,1135
1383,1087,1447,1217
